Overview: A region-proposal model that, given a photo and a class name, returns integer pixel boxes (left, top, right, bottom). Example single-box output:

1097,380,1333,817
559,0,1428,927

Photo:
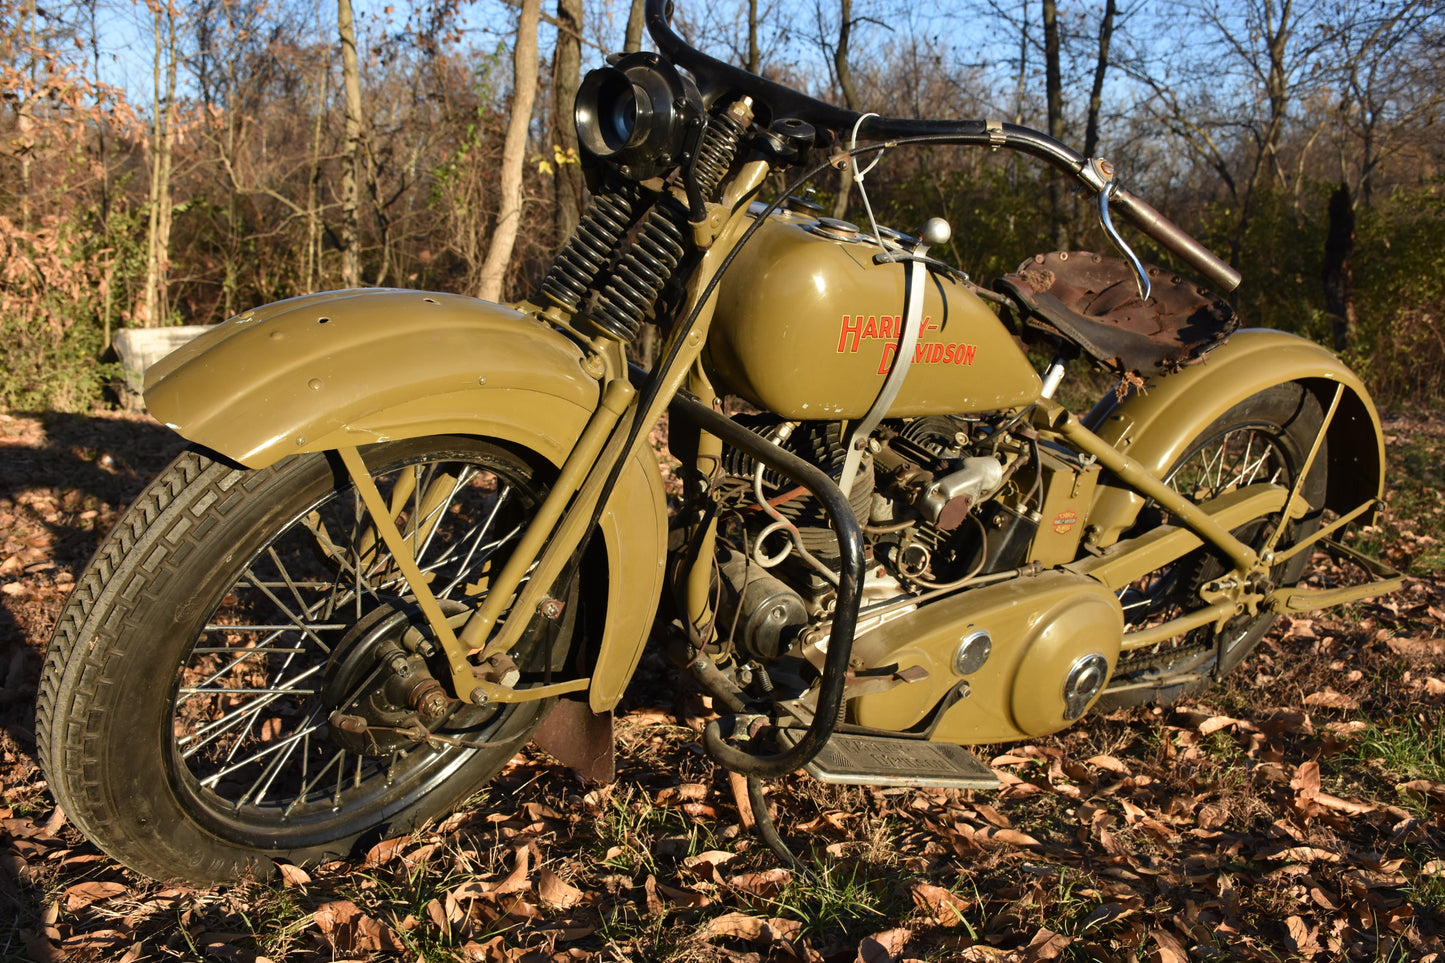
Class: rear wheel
37,437,577,883
1097,383,1326,709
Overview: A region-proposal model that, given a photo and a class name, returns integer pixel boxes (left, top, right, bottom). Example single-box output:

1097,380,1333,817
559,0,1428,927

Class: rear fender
1081,329,1384,546
145,289,666,712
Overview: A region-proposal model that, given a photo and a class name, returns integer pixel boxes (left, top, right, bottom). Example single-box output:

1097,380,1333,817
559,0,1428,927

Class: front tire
37,438,575,883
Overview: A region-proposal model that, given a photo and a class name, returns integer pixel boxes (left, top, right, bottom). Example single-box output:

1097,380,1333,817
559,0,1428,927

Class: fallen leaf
278,864,311,887
655,880,710,908
1270,846,1341,863
1313,793,1375,815
1023,926,1072,960
1285,914,1321,957
984,827,1042,849
313,899,405,954
1303,690,1358,710
728,868,791,898
685,849,738,870
494,845,532,895
1198,715,1240,735
911,882,972,925
702,912,792,942
1150,927,1189,963
857,926,912,961
538,868,582,909
363,836,408,867
1291,760,1321,797
1087,754,1131,774
64,880,126,911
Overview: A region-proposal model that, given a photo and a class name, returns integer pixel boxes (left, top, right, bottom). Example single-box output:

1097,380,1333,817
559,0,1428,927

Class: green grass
765,858,894,939
1353,717,1445,785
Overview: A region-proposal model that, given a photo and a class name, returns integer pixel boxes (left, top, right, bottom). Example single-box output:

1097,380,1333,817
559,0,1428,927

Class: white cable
847,112,886,248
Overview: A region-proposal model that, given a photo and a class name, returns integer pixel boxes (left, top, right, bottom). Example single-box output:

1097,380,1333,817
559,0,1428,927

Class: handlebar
644,0,1241,282
1110,188,1241,292
646,0,1240,292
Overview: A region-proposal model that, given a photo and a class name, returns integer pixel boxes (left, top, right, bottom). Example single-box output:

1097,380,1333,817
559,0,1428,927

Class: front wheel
37,437,579,883
1096,383,1327,709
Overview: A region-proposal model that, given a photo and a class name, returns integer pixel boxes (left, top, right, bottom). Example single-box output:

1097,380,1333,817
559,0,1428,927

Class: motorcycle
37,0,1401,884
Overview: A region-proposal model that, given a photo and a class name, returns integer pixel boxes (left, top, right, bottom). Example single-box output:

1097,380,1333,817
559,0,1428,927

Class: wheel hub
321,603,459,755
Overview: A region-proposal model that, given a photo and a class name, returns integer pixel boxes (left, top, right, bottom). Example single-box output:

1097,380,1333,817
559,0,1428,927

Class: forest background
1,0,1442,410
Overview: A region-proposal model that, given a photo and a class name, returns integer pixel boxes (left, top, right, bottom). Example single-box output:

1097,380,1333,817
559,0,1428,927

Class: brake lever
1098,182,1152,302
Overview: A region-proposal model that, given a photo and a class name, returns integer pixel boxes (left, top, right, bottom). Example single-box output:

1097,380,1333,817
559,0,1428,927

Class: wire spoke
197,717,329,788
171,445,552,837
178,663,326,756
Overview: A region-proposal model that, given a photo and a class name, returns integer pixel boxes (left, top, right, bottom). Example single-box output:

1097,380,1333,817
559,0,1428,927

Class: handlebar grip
1111,187,1241,293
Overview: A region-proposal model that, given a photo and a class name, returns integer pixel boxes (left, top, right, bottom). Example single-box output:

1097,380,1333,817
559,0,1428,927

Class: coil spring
584,113,750,342
585,197,688,343
539,185,639,311
693,110,746,199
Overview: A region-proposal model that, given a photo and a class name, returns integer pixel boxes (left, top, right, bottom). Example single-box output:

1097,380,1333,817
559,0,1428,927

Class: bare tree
337,0,364,287
553,0,584,243
141,0,183,326
1082,0,1117,160
825,0,868,218
624,0,645,51
478,0,541,301
1042,0,1064,247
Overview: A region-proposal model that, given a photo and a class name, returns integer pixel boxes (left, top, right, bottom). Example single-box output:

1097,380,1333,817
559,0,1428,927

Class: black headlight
575,52,701,181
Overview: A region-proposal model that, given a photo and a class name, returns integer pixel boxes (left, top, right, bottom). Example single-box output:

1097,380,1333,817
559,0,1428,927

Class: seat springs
540,185,640,311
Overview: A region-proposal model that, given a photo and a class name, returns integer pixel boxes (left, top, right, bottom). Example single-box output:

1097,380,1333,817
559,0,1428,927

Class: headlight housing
575,52,702,181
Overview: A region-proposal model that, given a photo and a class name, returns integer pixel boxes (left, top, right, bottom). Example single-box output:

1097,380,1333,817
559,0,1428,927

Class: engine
710,412,1039,664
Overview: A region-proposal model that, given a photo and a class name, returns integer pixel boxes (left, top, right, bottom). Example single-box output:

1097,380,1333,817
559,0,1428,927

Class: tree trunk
1323,182,1356,351
747,0,759,73
1083,0,1116,160
1260,0,1292,193
553,0,583,244
142,1,180,327
1043,0,1066,250
338,0,364,288
831,0,862,220
478,0,541,302
624,0,645,52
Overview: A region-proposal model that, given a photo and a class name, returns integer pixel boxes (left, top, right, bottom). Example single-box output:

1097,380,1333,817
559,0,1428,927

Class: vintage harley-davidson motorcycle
38,0,1400,883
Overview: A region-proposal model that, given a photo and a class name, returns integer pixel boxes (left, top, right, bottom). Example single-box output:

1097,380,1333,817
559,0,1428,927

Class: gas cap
808,217,864,241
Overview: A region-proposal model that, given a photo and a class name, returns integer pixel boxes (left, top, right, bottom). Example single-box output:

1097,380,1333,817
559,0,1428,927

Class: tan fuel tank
704,211,1042,419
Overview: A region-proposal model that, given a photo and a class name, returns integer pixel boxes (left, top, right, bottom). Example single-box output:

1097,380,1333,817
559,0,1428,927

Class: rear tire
38,438,575,883
1096,383,1327,710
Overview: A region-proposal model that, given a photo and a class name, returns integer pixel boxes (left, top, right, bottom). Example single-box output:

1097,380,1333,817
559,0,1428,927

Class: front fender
1081,329,1384,546
145,289,666,712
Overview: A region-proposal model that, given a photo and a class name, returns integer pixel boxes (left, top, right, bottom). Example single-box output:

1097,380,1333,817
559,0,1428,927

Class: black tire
37,437,578,883
1096,383,1327,710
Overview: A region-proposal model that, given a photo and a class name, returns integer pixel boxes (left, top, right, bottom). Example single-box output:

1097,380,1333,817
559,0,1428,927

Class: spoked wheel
1097,384,1326,709
38,437,582,883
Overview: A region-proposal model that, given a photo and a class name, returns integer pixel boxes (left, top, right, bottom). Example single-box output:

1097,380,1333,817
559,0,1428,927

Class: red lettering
929,343,945,362
958,343,976,365
862,315,878,339
837,315,864,353
877,342,895,374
